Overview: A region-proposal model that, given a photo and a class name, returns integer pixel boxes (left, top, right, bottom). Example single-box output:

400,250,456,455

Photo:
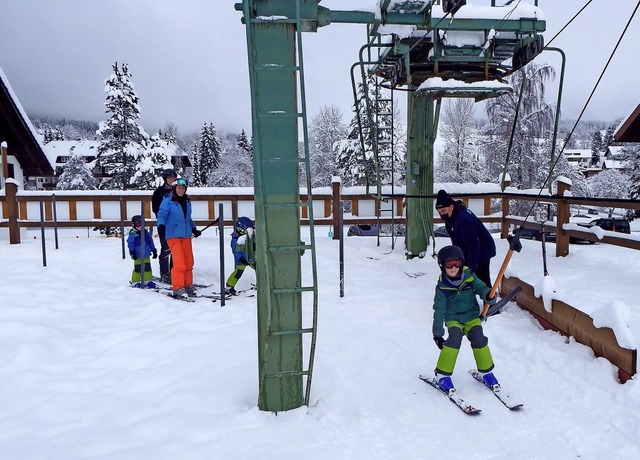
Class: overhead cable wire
523,0,640,221
545,0,594,49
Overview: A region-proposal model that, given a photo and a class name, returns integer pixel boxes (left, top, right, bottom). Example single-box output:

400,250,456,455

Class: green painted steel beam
318,6,545,33
245,15,304,412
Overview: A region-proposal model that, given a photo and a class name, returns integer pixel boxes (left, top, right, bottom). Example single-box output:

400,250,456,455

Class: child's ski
151,277,212,289
419,375,481,415
468,370,524,411
202,290,256,302
161,290,196,303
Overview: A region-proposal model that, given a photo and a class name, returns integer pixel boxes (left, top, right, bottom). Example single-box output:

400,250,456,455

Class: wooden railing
2,180,638,254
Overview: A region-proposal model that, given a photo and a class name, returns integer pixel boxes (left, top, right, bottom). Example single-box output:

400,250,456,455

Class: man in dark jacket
435,189,496,288
152,168,177,283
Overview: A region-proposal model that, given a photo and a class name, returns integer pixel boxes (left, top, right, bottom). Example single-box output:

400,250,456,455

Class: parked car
518,227,556,242
433,226,449,237
578,218,631,234
347,224,379,236
572,217,631,244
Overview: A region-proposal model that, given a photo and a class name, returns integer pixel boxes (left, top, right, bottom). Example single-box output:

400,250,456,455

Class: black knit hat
435,189,455,209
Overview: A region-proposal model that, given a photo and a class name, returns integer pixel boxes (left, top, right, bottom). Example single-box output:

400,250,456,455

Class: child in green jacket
432,245,498,392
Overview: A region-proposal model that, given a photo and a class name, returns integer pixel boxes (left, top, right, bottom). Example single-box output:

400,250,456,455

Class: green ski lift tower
235,0,545,412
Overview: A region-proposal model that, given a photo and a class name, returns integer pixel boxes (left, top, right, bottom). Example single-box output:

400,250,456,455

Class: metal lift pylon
237,0,545,412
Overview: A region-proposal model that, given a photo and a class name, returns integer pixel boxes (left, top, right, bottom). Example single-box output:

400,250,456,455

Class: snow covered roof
43,140,100,167
43,139,190,168
0,65,54,176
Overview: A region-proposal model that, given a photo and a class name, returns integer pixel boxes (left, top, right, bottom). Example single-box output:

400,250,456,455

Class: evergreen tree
56,152,97,190
602,122,618,149
95,62,148,190
130,134,172,189
192,123,222,186
188,140,201,186
483,63,555,189
590,131,603,166
335,76,381,186
43,125,65,144
237,129,252,159
620,145,640,214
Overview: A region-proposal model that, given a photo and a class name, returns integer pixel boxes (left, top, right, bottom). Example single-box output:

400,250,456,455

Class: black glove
152,249,158,259
433,336,445,350
157,225,166,238
129,251,136,260
239,257,249,266
192,228,202,238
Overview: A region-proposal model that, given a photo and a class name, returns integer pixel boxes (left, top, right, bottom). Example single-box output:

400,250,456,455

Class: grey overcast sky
0,0,639,136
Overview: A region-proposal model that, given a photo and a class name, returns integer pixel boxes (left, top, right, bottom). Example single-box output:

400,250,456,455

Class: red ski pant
168,237,194,291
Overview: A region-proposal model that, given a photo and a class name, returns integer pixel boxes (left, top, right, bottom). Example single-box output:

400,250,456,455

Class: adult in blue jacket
156,178,202,299
435,189,496,288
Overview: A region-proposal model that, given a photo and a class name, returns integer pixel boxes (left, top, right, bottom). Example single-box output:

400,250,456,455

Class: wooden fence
1,179,639,381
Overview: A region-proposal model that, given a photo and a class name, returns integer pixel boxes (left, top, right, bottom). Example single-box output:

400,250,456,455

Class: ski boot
481,372,500,390
436,374,454,393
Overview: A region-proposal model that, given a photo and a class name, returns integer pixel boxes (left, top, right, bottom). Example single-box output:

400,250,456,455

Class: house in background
42,139,192,190
0,67,54,189
562,148,602,177
601,145,631,172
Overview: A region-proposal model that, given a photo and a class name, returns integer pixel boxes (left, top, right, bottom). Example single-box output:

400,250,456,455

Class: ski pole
481,231,522,318
199,217,220,233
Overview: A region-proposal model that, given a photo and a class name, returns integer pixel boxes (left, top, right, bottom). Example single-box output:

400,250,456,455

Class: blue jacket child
127,215,158,288
225,216,255,295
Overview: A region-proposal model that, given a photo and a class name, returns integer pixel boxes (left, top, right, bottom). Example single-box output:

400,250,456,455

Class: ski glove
152,249,158,259
157,225,166,238
192,228,202,238
433,336,445,350
129,251,136,260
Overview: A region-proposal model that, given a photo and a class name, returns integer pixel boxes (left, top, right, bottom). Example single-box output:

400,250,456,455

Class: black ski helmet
131,215,142,227
162,168,177,181
437,245,465,270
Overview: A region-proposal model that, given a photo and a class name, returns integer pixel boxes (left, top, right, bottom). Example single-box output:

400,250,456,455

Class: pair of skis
419,370,524,415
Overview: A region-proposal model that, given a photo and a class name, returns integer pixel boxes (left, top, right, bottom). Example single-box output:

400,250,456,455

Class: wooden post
556,179,571,257
1,143,9,187
6,181,20,244
331,178,341,240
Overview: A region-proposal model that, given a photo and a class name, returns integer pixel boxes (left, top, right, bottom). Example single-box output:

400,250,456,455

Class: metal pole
39,198,47,267
545,47,566,194
541,229,549,276
52,194,59,249
120,196,126,259
218,204,226,306
140,201,146,289
339,201,344,298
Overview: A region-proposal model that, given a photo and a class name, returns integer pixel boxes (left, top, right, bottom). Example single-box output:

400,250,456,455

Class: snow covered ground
1,223,639,459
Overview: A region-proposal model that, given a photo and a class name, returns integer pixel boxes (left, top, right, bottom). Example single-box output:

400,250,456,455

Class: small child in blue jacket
225,216,255,295
127,215,158,288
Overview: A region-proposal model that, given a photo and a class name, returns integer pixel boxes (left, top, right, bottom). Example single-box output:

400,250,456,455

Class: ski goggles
443,259,463,269
175,178,188,187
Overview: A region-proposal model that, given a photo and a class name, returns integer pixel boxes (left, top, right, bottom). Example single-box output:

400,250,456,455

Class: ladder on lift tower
243,0,319,407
